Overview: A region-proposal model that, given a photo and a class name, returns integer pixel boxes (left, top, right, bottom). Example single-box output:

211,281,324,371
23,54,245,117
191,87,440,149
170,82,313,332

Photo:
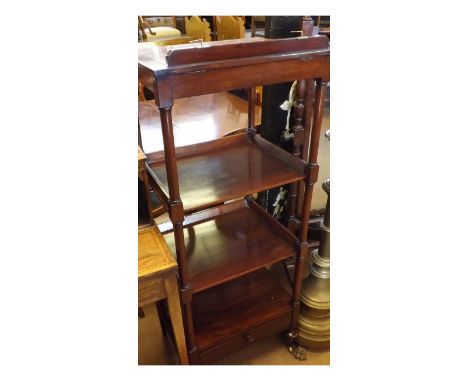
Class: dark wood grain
167,56,329,100
166,36,329,67
163,200,296,293
192,268,292,352
147,133,305,213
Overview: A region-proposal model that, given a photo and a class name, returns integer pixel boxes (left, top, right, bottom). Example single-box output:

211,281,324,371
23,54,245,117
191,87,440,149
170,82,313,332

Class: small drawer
138,275,166,306
198,313,291,364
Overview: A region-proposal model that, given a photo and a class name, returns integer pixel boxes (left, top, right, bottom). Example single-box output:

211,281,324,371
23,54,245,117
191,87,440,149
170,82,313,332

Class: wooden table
138,225,189,365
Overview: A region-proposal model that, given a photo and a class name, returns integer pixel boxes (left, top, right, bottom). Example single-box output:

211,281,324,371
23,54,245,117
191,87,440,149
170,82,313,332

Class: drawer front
138,276,166,306
198,313,291,364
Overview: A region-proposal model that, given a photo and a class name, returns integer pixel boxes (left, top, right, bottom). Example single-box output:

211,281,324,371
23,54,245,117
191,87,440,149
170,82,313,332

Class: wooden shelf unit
138,18,330,364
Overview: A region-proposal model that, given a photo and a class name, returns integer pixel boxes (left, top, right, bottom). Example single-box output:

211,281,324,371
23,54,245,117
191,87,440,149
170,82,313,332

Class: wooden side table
138,145,188,364
138,225,189,365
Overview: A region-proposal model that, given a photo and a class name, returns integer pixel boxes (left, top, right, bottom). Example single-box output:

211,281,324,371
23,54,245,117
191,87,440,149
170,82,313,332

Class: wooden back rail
138,37,329,108
165,37,327,67
138,32,329,363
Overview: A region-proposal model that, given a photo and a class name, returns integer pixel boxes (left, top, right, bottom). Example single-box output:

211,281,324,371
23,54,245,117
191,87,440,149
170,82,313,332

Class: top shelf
146,132,306,214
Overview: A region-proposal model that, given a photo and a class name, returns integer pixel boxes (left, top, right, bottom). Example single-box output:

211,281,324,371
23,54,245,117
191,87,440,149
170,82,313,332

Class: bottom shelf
192,268,292,363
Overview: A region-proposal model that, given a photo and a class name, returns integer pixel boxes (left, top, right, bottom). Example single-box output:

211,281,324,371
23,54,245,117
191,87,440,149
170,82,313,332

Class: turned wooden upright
138,31,329,364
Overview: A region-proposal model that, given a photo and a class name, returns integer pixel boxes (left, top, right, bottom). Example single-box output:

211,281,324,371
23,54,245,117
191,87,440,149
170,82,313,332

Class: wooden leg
155,300,168,337
164,273,189,365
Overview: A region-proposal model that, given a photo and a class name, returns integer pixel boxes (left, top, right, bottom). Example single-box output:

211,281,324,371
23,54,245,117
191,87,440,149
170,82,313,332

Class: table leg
164,274,189,365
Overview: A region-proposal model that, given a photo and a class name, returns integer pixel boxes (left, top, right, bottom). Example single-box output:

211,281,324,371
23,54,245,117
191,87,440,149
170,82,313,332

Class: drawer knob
244,333,255,343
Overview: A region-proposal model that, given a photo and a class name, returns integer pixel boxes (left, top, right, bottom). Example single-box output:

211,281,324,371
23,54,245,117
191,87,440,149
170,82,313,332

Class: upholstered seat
142,26,181,41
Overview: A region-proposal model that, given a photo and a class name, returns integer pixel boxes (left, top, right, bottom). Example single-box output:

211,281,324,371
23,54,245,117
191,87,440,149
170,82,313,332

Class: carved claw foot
285,331,307,361
289,344,307,361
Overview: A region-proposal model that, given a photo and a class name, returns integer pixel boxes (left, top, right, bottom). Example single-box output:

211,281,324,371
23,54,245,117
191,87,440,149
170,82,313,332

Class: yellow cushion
145,26,181,38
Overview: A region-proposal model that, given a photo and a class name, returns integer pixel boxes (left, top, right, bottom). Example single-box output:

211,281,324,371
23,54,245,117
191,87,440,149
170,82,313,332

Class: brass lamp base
297,273,330,352
297,172,330,353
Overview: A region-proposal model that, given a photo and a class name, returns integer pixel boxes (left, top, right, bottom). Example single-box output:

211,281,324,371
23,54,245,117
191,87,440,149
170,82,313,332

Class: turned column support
158,105,198,362
288,31,327,357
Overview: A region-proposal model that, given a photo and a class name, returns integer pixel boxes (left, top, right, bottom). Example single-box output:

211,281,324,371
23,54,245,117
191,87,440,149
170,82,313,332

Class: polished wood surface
192,268,292,352
146,133,305,213
163,199,296,293
138,93,261,154
164,37,327,67
138,226,189,364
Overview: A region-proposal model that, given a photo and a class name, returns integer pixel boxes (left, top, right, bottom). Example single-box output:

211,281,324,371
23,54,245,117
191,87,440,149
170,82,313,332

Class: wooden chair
184,16,211,42
215,16,245,40
251,16,265,37
138,16,184,43
140,16,177,28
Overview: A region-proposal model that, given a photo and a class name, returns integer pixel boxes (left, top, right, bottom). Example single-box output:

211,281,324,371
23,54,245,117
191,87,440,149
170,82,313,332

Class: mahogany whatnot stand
138,31,330,364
